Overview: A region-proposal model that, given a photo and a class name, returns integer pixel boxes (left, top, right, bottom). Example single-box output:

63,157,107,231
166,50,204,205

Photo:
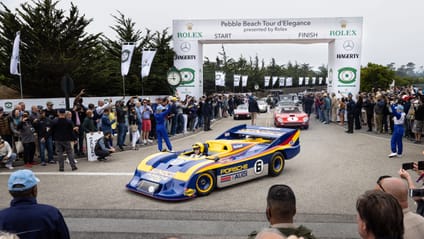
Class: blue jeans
39,136,54,163
1,153,16,166
117,123,127,147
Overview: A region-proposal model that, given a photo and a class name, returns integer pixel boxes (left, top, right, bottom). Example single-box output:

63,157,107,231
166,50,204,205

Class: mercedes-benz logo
180,42,191,52
343,40,355,51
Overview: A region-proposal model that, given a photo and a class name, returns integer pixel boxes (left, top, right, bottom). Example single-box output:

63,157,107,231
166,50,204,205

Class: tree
360,63,395,92
0,0,103,97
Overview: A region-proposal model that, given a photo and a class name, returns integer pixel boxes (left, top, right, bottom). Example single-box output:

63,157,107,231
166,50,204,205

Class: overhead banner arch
173,17,363,98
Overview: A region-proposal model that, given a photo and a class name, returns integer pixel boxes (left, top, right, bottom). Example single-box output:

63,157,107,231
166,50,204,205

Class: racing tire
268,152,285,177
303,125,309,130
195,171,216,196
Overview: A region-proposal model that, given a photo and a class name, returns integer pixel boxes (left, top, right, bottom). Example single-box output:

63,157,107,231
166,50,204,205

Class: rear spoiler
215,124,297,141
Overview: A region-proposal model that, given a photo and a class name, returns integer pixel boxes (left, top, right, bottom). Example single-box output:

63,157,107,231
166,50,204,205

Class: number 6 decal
254,160,264,174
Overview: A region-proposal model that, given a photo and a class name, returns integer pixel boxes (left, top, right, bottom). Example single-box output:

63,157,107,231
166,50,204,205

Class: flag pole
122,75,126,98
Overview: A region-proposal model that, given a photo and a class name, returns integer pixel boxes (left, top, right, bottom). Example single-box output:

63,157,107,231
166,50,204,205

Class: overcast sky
4,0,424,70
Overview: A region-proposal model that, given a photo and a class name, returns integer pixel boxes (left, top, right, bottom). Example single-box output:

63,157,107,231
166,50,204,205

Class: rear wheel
195,171,216,196
268,152,285,176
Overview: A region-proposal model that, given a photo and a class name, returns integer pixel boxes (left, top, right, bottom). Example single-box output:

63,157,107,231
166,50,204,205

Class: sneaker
143,139,147,144
147,139,153,143
396,154,403,158
41,162,47,166
5,164,14,170
72,166,78,171
49,160,56,164
65,158,70,164
74,159,78,164
388,152,397,158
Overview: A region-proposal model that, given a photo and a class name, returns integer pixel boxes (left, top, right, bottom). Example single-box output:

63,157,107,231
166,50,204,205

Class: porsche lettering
220,164,248,174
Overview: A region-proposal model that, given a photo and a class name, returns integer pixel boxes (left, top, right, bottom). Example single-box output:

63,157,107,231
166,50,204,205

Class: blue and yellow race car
126,124,300,201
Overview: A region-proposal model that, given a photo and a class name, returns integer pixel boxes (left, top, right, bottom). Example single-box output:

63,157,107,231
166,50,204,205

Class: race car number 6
254,160,264,174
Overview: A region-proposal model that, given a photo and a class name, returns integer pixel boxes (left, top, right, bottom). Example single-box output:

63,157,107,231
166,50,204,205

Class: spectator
32,110,54,166
331,92,338,122
321,93,331,124
412,98,424,144
248,184,316,239
0,137,16,170
50,109,78,172
374,94,385,134
356,190,403,239
81,110,97,135
115,100,127,151
0,107,13,151
362,94,375,132
128,107,140,151
354,94,363,130
140,99,153,144
0,169,70,239
94,131,115,161
17,111,36,167
338,98,346,126
376,175,424,238
388,104,405,158
248,95,260,126
345,93,355,134
202,96,213,131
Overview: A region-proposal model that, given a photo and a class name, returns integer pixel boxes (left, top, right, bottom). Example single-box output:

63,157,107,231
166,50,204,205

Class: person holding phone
399,163,424,217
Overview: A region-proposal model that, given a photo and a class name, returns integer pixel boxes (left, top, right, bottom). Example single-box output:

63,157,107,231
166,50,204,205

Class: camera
409,189,424,197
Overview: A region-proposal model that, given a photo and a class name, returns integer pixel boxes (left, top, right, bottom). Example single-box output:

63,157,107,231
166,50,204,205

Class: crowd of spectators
0,90,251,170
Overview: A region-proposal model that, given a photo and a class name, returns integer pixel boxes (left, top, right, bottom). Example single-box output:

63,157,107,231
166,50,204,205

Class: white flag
299,77,304,86
121,43,135,76
390,79,395,88
325,77,329,85
215,71,225,86
141,49,157,78
242,75,248,87
286,77,293,86
272,76,278,86
305,77,309,85
264,76,271,87
279,77,285,87
319,77,323,84
234,74,240,87
312,77,316,85
10,31,20,76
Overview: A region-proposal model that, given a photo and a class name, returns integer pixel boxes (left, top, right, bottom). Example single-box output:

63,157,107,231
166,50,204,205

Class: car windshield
281,107,301,113
237,105,248,110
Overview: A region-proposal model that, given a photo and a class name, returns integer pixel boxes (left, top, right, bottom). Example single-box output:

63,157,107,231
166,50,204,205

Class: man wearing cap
51,109,78,171
0,169,70,238
388,103,406,158
44,101,57,121
0,137,16,169
154,100,172,152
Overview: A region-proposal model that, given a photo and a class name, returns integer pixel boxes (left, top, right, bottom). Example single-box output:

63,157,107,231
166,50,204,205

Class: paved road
1,110,422,238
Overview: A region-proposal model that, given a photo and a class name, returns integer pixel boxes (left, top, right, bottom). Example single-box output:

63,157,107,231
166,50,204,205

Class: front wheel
195,171,216,196
269,152,285,176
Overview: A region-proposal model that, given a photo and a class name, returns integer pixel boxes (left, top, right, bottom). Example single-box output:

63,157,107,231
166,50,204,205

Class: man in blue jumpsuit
154,102,172,152
0,169,70,239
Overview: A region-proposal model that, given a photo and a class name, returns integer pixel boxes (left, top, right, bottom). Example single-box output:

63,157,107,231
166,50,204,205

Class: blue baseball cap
156,105,164,113
396,105,404,112
8,169,40,192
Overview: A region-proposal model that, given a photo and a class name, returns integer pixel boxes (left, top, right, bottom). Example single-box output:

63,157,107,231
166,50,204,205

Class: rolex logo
340,20,347,28
186,23,193,31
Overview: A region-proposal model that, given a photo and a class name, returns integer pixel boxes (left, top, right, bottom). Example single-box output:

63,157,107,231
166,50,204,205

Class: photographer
17,111,36,167
399,163,424,217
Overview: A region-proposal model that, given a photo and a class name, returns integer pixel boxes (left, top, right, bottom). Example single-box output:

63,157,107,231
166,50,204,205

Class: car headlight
277,118,283,123
303,117,309,122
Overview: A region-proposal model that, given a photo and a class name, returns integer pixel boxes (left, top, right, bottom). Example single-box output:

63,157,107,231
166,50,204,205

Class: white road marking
0,172,133,176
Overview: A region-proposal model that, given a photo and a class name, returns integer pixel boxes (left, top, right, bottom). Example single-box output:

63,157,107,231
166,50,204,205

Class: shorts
142,119,151,132
413,120,423,134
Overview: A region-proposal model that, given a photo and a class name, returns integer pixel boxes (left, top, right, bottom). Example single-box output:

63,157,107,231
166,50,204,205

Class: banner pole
122,75,126,98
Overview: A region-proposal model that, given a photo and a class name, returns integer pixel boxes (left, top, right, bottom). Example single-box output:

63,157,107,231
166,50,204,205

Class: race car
233,104,251,120
274,105,309,129
126,124,300,201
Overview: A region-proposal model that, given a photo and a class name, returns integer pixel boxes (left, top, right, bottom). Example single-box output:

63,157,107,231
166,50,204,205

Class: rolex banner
298,77,304,86
141,49,157,78
121,43,135,76
215,71,225,86
264,76,270,87
312,77,316,85
242,75,248,87
279,77,285,87
234,74,240,87
286,77,293,87
10,31,20,76
305,77,309,85
319,77,323,85
272,76,278,87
